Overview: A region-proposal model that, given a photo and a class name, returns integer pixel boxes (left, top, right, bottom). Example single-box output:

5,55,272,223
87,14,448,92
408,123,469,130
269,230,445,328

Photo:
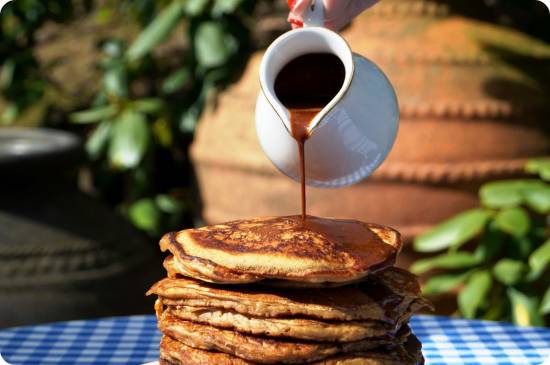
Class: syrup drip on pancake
274,53,345,221
190,215,397,273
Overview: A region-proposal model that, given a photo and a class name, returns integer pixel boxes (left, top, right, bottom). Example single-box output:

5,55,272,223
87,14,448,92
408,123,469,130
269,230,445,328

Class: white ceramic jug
255,0,399,188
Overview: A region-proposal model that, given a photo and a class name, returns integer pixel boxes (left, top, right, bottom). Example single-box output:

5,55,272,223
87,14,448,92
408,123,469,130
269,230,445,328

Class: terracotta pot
191,0,550,247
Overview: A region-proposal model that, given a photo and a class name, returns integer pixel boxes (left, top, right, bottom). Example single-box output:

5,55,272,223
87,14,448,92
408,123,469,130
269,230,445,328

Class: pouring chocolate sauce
274,53,345,220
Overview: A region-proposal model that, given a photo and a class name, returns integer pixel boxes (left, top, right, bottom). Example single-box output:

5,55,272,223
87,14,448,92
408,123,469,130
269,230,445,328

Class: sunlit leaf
528,239,550,279
458,270,492,319
507,288,544,327
156,194,184,213
526,159,550,181
70,105,117,124
523,186,550,214
541,286,550,314
104,65,127,98
85,121,112,160
194,21,237,68
162,68,191,94
128,198,161,235
492,259,527,285
1,104,18,125
480,179,546,208
414,209,491,252
0,58,15,89
133,98,164,114
411,252,480,275
494,207,531,237
184,0,209,16
422,271,471,295
108,110,149,169
126,1,185,62
212,0,245,15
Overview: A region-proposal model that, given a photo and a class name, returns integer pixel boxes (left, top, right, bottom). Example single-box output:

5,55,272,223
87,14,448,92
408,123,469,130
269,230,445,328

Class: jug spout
258,27,354,134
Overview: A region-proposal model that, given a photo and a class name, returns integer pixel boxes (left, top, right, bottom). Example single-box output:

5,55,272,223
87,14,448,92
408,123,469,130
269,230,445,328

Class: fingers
287,0,310,28
287,0,380,31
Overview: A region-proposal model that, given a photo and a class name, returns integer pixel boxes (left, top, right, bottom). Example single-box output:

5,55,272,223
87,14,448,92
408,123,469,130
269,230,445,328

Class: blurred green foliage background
413,160,550,327
1,0,265,237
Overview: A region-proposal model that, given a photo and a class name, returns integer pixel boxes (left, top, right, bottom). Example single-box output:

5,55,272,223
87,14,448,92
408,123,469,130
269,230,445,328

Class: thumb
287,0,310,28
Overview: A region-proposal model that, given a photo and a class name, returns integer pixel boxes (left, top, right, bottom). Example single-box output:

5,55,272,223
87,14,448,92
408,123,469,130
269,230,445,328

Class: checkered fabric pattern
0,315,548,365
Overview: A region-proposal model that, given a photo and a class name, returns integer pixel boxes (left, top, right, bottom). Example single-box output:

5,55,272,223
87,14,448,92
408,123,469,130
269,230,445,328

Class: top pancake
160,215,401,285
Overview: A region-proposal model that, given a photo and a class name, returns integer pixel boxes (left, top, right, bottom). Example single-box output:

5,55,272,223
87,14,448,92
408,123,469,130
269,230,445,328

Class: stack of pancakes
148,216,431,364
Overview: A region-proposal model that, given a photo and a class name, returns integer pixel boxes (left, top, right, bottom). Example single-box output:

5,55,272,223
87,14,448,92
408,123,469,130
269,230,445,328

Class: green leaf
494,207,531,236
104,64,127,98
507,288,544,327
108,110,149,169
126,1,185,62
540,286,550,314
152,118,173,147
133,98,164,114
480,179,546,208
411,252,480,275
183,0,209,16
212,0,245,15
422,271,471,295
0,58,15,89
492,259,527,285
194,21,237,68
414,209,491,252
1,104,18,125
523,186,550,214
128,198,161,235
458,270,492,319
528,239,550,279
156,195,184,213
70,105,117,124
526,159,550,181
162,68,191,94
85,121,112,160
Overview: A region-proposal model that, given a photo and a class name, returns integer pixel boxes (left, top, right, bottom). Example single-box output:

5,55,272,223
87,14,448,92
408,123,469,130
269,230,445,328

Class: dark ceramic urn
0,128,163,327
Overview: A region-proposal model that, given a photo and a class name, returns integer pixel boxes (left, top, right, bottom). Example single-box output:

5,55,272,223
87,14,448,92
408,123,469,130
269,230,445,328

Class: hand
287,0,379,31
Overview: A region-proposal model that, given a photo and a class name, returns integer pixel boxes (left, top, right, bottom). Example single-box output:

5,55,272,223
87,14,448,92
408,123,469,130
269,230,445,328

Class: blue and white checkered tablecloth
0,315,548,365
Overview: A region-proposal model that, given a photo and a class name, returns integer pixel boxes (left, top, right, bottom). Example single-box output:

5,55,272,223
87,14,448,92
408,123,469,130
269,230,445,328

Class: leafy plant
412,159,550,326
0,0,83,124
1,0,257,237
67,0,255,236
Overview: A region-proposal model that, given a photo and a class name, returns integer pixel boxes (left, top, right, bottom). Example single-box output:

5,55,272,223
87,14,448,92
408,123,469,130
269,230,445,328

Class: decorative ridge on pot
368,0,449,17
399,100,550,120
373,158,531,184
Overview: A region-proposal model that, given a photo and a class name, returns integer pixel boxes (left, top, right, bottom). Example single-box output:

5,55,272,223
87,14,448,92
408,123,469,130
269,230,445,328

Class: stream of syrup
274,53,345,221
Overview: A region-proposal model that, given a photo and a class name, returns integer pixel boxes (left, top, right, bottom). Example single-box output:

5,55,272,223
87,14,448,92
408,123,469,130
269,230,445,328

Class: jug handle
303,0,324,27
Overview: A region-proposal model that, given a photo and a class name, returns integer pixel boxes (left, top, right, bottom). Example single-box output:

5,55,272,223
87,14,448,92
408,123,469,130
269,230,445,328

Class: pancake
163,256,367,288
164,305,396,342
159,334,424,365
160,215,401,285
158,312,410,364
148,267,428,323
